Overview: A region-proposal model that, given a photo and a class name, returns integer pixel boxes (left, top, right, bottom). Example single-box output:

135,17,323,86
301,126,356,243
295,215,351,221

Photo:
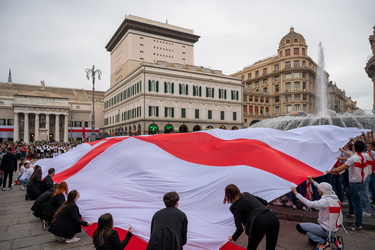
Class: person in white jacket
292,177,343,250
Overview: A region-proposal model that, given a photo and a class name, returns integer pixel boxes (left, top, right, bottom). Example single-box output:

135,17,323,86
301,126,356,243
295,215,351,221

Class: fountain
251,42,375,130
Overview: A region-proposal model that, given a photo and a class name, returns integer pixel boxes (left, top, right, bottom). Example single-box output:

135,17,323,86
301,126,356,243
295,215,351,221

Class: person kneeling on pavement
48,190,93,243
292,177,344,250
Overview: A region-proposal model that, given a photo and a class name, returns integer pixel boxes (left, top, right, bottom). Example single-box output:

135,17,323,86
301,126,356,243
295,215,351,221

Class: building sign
231,126,238,130
164,124,173,133
149,124,158,134
219,125,226,129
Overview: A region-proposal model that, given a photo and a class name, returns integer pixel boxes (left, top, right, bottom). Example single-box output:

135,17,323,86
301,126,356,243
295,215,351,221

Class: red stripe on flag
53,137,129,183
137,132,323,185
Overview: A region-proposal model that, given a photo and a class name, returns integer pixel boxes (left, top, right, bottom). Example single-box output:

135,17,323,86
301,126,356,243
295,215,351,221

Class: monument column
13,112,19,142
24,113,29,143
64,114,69,142
46,114,50,141
34,113,39,141
55,114,60,142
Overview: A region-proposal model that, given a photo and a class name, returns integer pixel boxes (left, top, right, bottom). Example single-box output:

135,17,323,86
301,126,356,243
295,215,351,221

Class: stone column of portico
64,114,69,142
46,114,50,141
34,113,39,141
13,112,19,142
24,113,29,143
55,114,60,142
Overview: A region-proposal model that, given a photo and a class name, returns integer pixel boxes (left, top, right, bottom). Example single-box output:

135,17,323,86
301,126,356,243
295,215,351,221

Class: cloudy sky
1,0,374,110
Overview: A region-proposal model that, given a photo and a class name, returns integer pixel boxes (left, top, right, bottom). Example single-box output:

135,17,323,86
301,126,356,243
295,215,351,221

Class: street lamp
85,65,102,142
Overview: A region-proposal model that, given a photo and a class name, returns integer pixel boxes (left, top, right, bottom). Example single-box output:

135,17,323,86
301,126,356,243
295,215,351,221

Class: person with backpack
292,177,343,250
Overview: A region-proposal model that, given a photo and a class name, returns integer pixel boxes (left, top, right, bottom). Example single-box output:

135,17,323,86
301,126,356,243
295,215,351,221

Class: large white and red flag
37,125,365,249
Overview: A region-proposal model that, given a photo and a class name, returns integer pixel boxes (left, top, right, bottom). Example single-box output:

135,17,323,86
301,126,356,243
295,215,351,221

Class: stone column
64,114,69,142
34,113,39,141
46,114,50,141
13,112,19,142
55,114,60,142
24,113,29,143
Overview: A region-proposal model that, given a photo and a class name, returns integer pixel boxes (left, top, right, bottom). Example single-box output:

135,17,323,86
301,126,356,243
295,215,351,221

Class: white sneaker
292,205,297,210
285,200,293,207
272,199,283,206
363,211,371,217
302,206,308,211
2,188,6,191
21,186,26,190
65,237,80,244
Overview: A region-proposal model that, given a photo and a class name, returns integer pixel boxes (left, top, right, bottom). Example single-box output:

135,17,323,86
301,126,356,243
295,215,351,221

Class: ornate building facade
0,78,104,143
231,27,356,126
104,15,242,135
365,25,375,112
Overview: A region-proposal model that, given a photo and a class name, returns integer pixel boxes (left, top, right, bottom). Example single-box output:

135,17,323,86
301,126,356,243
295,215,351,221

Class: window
275,106,280,114
263,79,268,85
219,89,226,99
294,48,299,55
179,83,188,95
274,75,280,82
148,80,159,92
294,82,300,89
302,61,306,66
295,104,301,111
294,60,300,67
294,72,300,78
286,105,292,113
193,85,202,97
0,119,6,125
275,85,279,92
303,82,307,89
164,82,174,94
241,75,244,81
148,106,159,117
231,90,239,100
208,110,212,119
302,48,306,55
233,112,237,121
274,64,279,71
164,107,174,118
195,109,199,119
302,73,306,78
285,73,291,79
263,87,268,93
255,81,260,86
285,82,292,90
255,71,259,77
285,61,291,68
181,108,186,118
248,73,252,79
294,95,300,101
275,97,280,102
285,49,291,56
220,111,225,120
248,83,253,88
206,87,214,98
263,68,267,75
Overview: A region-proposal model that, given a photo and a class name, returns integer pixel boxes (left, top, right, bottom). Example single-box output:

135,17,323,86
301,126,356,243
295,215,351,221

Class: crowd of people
1,131,375,250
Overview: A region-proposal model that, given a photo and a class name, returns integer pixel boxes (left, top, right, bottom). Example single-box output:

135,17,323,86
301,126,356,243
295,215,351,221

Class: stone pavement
1,184,375,250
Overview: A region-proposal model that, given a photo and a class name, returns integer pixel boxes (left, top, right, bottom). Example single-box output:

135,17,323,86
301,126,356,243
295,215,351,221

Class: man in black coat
40,168,55,194
147,191,188,250
0,147,17,191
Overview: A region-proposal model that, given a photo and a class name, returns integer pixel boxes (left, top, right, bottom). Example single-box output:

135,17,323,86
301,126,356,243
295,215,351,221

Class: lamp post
85,65,102,142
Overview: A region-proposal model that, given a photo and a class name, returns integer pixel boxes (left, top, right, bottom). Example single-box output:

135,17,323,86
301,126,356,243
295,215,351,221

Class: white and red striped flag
37,125,365,249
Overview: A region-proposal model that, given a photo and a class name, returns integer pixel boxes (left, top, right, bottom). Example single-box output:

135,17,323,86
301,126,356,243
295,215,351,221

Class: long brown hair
93,213,114,247
28,165,41,186
51,190,78,224
223,184,243,204
52,181,69,197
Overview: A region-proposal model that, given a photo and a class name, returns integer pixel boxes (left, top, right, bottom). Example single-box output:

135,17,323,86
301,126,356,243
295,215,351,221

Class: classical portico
12,91,70,143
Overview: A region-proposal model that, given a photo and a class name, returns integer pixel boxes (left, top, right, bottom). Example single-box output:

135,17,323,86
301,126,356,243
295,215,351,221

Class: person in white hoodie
292,177,343,250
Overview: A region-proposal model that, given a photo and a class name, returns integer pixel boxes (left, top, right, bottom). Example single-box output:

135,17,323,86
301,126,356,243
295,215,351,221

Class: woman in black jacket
31,185,56,218
42,182,69,229
49,190,93,243
26,165,42,200
224,184,280,250
93,213,133,250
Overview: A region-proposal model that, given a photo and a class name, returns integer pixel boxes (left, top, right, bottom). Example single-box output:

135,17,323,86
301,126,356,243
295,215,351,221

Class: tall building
0,80,104,143
365,25,375,112
104,15,242,135
231,27,356,126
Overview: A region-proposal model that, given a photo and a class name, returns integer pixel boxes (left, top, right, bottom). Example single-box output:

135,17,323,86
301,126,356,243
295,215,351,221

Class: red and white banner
37,125,366,249
0,125,13,138
68,127,100,139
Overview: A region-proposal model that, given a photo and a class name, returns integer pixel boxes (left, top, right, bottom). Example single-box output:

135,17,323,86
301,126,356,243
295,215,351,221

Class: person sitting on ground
31,184,57,218
93,213,133,250
42,181,69,228
292,177,343,250
19,161,33,190
26,165,43,200
147,191,188,250
39,168,55,194
48,190,93,243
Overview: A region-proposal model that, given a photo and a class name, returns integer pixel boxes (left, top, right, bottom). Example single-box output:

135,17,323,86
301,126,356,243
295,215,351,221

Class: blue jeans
331,174,345,202
349,180,370,227
20,178,29,188
299,222,334,244
361,176,371,213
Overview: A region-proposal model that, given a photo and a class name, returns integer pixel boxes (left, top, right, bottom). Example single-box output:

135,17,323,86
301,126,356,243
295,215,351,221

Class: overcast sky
1,0,374,110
